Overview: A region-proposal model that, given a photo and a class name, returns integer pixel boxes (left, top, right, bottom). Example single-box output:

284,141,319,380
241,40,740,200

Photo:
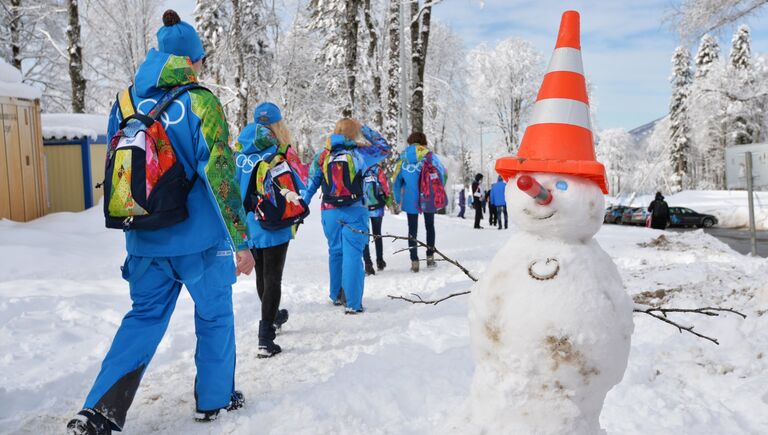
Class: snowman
453,11,634,435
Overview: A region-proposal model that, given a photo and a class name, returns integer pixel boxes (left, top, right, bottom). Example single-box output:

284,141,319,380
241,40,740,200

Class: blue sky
168,0,768,131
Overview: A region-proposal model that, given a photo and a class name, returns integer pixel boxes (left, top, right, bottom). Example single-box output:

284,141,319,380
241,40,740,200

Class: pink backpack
418,153,447,213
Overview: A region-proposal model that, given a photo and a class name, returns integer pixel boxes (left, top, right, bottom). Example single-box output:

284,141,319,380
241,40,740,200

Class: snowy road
1,205,767,434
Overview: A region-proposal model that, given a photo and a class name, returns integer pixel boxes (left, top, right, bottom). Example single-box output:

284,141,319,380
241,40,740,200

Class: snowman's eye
555,180,568,191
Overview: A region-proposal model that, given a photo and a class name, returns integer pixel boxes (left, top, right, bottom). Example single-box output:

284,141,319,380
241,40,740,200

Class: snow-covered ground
611,189,768,230
1,203,767,434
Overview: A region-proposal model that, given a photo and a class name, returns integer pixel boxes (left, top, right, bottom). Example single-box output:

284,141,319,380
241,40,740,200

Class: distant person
490,176,508,229
472,173,485,229
648,192,670,230
67,10,254,434
458,188,466,219
488,182,497,227
362,163,391,275
392,132,447,273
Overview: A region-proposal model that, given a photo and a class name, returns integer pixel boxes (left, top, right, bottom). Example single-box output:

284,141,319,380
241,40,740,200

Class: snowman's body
461,173,634,435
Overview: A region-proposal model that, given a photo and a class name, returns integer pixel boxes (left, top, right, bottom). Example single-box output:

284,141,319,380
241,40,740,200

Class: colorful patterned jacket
392,144,447,215
234,122,307,249
302,125,391,211
106,48,248,256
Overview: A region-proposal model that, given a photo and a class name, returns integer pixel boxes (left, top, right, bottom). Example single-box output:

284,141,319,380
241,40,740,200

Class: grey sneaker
410,260,420,273
426,256,437,268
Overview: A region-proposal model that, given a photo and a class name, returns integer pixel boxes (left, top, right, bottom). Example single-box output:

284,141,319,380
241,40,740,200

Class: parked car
620,207,640,225
668,207,718,228
628,207,651,226
604,206,631,224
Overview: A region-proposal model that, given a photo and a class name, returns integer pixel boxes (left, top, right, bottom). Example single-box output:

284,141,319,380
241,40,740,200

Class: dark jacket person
648,192,670,230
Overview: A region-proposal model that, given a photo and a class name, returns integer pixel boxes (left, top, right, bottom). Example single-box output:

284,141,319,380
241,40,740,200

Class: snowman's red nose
517,175,553,205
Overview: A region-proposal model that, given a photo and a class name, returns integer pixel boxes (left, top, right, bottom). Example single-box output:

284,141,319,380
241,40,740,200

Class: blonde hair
266,119,293,146
333,118,362,142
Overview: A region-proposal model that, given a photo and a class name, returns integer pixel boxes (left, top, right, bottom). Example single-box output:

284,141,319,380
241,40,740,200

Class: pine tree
194,0,230,83
694,34,719,78
669,46,692,191
730,24,751,70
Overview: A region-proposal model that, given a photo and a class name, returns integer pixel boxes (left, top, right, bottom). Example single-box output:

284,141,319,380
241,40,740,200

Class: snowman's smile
523,208,557,220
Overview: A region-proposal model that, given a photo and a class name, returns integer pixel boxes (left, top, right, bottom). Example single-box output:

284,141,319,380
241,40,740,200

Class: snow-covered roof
0,59,42,100
42,113,109,140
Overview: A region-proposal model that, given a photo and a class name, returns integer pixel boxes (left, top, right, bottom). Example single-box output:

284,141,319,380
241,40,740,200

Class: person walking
472,173,485,229
362,163,391,275
303,119,391,314
488,183,497,227
458,188,466,219
234,109,308,358
253,101,309,182
392,132,448,273
490,176,508,229
648,192,670,230
67,10,254,434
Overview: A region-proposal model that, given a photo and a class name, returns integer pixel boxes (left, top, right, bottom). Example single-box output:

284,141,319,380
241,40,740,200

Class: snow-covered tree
194,0,230,84
467,38,543,153
383,0,401,144
669,0,768,40
409,0,433,133
727,25,760,146
695,34,719,78
596,128,634,196
669,46,693,191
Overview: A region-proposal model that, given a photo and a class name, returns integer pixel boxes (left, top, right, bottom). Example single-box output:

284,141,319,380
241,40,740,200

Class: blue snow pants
321,205,369,311
83,242,237,431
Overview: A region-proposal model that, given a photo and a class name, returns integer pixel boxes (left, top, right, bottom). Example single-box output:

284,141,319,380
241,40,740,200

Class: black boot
66,409,112,435
333,288,346,306
364,262,376,276
274,308,289,331
258,320,282,358
376,259,387,271
194,390,245,422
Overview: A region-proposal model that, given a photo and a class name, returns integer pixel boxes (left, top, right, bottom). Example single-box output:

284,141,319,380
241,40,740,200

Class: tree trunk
342,0,361,117
384,0,400,144
10,0,22,70
410,2,431,133
363,0,383,130
66,0,87,113
231,0,248,130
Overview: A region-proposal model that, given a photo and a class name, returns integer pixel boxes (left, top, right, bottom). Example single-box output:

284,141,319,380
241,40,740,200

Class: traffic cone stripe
536,71,589,104
518,123,595,161
529,98,591,130
546,47,584,74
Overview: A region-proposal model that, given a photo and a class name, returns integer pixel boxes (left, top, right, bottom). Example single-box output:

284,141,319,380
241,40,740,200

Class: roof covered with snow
0,59,42,100
42,113,109,140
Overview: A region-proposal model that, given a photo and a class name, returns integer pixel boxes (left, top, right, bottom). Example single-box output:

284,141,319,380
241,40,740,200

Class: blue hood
329,134,357,151
236,123,279,155
133,48,199,98
403,143,429,164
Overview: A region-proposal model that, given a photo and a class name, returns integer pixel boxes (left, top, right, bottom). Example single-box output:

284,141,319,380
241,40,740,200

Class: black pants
407,212,435,261
458,205,465,218
489,204,497,225
473,202,484,228
496,205,508,229
250,242,289,324
363,216,384,264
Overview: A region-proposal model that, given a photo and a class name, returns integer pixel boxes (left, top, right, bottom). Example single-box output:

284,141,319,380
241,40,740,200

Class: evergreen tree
728,24,759,146
669,46,692,191
194,0,230,83
730,24,751,70
694,34,719,78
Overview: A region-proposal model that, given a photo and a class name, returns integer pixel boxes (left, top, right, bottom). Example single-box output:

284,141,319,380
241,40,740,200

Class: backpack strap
147,83,205,121
117,86,136,119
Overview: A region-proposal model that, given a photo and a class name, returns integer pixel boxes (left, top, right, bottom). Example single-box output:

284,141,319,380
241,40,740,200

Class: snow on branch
668,0,768,40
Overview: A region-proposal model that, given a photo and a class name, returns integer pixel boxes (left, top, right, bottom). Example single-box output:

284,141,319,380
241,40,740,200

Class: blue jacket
235,123,306,249
490,180,507,206
107,48,248,257
303,125,391,210
392,145,447,215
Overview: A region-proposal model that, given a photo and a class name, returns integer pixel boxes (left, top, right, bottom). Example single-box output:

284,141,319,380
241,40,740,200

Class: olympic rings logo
235,153,265,174
136,99,186,128
402,162,422,174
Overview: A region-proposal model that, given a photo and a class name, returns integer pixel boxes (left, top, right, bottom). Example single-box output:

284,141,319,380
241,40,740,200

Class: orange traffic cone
495,10,608,194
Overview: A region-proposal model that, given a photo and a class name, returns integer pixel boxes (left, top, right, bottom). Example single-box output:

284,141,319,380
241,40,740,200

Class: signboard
725,144,768,190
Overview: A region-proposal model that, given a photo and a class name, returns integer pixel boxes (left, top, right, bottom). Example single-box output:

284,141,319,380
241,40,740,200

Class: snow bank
0,59,42,100
0,205,766,434
610,190,768,230
42,113,109,140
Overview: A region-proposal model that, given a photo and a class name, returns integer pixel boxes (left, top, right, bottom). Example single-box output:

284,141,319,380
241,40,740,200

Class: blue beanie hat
157,10,205,63
253,102,283,125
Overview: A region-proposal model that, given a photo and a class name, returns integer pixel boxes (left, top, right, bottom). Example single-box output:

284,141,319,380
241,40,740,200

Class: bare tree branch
632,304,747,345
339,222,479,282
388,290,470,305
